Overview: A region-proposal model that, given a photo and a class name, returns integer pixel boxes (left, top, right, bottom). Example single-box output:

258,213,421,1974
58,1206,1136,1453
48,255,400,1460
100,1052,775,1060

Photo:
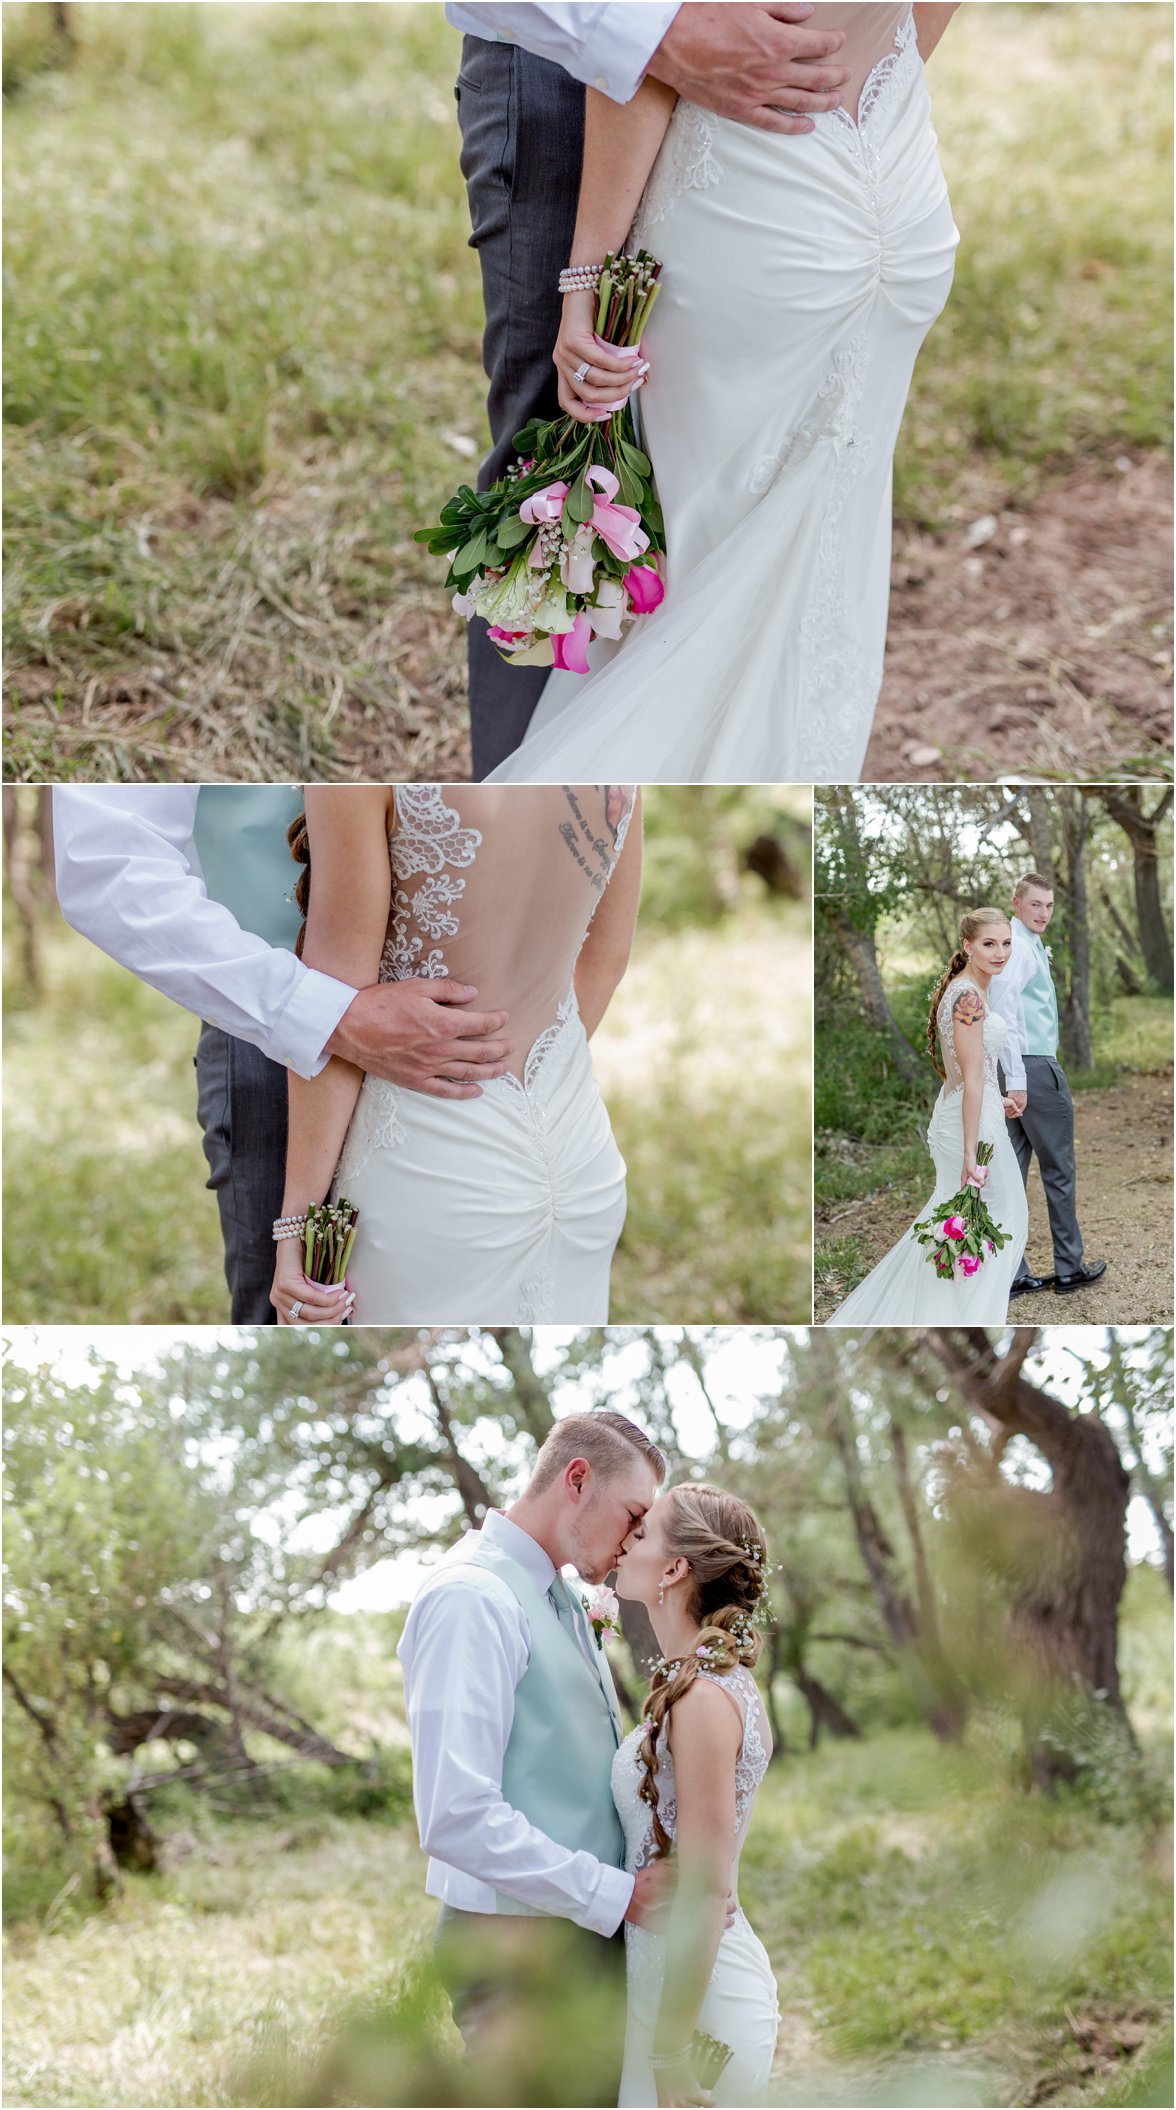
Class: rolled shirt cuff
587,1861,636,1937
270,967,358,1078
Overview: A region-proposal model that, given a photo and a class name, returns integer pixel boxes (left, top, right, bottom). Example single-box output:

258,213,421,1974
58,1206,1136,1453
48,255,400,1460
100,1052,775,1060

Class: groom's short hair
528,1412,667,1495
1014,872,1053,898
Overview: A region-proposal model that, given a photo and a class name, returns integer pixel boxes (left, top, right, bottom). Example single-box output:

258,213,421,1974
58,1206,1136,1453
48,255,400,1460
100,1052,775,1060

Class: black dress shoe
1009,1273,1054,1296
1054,1260,1108,1294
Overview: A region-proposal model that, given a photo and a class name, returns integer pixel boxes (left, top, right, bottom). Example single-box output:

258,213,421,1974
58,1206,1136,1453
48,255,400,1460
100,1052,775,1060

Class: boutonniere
582,1585,621,1649
1045,945,1053,961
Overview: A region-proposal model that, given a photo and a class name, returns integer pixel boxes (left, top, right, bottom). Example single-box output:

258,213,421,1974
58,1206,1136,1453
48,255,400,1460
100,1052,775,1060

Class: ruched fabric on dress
489,9,959,785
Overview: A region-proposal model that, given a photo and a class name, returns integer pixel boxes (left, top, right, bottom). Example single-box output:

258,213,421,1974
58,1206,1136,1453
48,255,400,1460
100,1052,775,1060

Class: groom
398,1411,673,2104
52,785,513,1322
990,872,1107,1298
446,1,854,775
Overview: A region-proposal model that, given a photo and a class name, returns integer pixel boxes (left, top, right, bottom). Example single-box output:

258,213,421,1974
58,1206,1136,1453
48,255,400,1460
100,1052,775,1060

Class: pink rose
943,1215,967,1241
958,1253,982,1277
552,613,592,674
624,561,665,615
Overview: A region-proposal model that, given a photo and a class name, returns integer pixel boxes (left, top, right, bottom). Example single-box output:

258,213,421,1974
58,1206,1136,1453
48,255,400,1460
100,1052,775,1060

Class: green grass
5,1568,1171,2108
3,1,1171,779
2,884,811,1323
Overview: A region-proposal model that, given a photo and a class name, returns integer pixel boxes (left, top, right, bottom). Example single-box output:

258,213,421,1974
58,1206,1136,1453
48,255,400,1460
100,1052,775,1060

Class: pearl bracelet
649,2046,694,2071
272,1214,308,1243
558,262,603,294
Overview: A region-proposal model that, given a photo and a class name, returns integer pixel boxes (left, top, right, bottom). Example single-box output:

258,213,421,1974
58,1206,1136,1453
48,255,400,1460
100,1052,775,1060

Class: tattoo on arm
952,988,986,1027
558,786,633,893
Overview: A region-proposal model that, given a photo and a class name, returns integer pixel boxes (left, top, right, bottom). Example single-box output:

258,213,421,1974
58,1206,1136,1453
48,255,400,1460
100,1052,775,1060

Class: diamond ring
572,360,590,385
289,1299,304,1321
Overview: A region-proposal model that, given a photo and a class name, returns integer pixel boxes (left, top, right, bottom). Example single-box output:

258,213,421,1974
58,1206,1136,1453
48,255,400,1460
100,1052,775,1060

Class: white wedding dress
332,784,634,1322
829,976,1029,1324
489,5,959,786
611,1665,779,2107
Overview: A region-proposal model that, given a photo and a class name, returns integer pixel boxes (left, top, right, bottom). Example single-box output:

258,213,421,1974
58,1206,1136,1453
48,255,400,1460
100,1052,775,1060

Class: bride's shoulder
940,976,987,1026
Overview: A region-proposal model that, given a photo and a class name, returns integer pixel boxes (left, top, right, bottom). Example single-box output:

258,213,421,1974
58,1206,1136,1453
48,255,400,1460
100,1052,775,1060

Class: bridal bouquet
303,1200,359,1289
415,251,666,674
913,1143,1011,1281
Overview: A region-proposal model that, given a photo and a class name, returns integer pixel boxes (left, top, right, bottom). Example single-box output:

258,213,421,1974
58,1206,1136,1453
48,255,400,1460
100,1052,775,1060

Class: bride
488,3,960,785
829,907,1029,1324
269,783,640,1325
613,1484,778,2107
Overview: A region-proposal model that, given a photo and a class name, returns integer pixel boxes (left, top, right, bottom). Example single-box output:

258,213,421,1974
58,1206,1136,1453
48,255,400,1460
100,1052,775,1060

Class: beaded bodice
611,1664,770,1883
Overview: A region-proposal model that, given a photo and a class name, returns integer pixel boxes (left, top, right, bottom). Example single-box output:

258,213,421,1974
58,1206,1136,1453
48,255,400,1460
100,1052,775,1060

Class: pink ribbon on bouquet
519,467,649,564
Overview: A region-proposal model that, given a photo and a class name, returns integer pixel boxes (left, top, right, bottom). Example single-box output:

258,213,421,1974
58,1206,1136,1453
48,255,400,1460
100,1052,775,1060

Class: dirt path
816,1067,1174,1323
867,454,1172,782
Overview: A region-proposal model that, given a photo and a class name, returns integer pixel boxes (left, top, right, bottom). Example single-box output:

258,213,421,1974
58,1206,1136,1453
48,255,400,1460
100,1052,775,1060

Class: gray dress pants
455,35,584,779
434,1903,624,2106
1002,1053,1085,1281
195,1022,286,1323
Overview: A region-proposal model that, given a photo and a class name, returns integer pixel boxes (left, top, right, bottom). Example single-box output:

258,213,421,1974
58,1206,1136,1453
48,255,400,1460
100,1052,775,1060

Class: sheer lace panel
611,1664,771,1881
936,976,1007,1097
383,785,636,1088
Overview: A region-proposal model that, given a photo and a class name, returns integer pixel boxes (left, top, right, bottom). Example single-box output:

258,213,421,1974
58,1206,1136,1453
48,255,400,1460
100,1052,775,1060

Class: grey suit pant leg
195,1022,287,1323
1005,1054,1084,1279
455,36,584,779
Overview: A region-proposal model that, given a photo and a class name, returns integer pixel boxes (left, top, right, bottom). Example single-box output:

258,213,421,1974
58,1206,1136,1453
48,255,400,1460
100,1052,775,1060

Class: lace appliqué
749,338,871,497
632,101,723,236
382,786,482,984
936,979,1007,1100
826,12,921,205
518,1267,555,1323
333,1077,406,1193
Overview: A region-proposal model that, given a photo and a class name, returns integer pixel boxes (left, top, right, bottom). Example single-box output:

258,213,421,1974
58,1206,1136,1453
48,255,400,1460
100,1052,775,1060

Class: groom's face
567,1461,660,1585
1016,887,1054,934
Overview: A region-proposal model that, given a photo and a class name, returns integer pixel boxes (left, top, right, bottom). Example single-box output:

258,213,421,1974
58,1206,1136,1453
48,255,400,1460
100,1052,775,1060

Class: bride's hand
271,1236,354,1327
961,1160,988,1189
555,290,648,422
655,2077,713,2109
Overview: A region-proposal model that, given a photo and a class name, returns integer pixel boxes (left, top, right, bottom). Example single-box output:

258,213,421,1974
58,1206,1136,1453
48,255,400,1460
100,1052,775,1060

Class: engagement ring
572,360,591,384
289,1299,304,1320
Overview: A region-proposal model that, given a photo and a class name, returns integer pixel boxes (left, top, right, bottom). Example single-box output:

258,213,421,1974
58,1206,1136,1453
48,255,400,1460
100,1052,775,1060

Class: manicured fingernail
637,361,650,374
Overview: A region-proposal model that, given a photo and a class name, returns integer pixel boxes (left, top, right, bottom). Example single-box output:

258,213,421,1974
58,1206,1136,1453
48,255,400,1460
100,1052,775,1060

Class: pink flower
987,1240,996,1254
624,560,665,614
958,1253,982,1277
486,626,528,647
943,1215,967,1241
582,1584,621,1648
552,613,592,674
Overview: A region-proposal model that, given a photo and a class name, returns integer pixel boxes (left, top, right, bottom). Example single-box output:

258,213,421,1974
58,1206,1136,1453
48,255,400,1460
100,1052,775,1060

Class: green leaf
451,529,488,577
495,512,534,550
564,475,595,526
619,441,652,477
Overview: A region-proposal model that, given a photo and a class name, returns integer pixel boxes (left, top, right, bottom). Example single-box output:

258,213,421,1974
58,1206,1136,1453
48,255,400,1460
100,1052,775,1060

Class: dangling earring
658,1578,666,1607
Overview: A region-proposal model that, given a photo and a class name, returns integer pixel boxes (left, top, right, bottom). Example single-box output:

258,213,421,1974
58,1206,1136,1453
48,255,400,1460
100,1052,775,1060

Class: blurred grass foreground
3,1,1172,780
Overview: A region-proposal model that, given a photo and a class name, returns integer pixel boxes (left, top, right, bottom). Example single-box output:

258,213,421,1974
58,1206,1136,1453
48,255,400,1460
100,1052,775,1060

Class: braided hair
287,811,311,959
637,1484,768,1860
925,908,1009,1077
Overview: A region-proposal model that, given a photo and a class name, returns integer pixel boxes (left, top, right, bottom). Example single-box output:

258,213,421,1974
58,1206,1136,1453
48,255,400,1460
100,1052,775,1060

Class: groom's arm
446,3,851,130
53,787,356,1079
399,1577,634,1935
988,939,1032,1098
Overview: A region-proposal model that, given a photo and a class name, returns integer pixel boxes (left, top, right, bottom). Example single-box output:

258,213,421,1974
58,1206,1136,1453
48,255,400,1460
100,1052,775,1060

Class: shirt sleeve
445,1,679,101
398,1574,634,1935
988,938,1032,1092
52,787,356,1079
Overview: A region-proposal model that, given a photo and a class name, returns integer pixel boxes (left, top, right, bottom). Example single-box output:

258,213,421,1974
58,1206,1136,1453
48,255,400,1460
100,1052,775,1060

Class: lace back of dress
384,785,636,1087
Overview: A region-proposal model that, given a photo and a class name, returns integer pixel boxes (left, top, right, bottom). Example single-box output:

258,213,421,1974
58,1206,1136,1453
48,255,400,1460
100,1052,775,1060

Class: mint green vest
192,786,305,951
1022,935,1059,1059
464,1538,626,1915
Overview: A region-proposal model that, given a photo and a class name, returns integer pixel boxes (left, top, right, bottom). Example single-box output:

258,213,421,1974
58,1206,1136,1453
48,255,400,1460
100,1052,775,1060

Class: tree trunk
828,1401,964,1741
924,1327,1135,1784
2,788,41,994
827,914,922,1084
487,1329,558,1446
794,1672,863,1748
1095,788,1175,996
1023,790,1057,883
1061,792,1093,1071
425,1366,495,1525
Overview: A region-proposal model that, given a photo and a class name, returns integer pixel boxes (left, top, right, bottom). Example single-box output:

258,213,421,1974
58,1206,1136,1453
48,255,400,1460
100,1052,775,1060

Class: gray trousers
1001,1054,1085,1280
195,1021,286,1323
455,35,584,778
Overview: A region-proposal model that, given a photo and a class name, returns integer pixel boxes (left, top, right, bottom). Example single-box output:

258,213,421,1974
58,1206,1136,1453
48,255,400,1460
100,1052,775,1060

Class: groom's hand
325,980,513,1097
624,1859,676,1929
1004,1091,1027,1117
648,4,852,134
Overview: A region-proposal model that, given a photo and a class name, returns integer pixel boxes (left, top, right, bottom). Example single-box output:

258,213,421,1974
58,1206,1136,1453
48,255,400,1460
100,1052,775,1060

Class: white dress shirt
987,916,1040,1095
52,787,356,1079
398,1509,634,1934
446,1,679,102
